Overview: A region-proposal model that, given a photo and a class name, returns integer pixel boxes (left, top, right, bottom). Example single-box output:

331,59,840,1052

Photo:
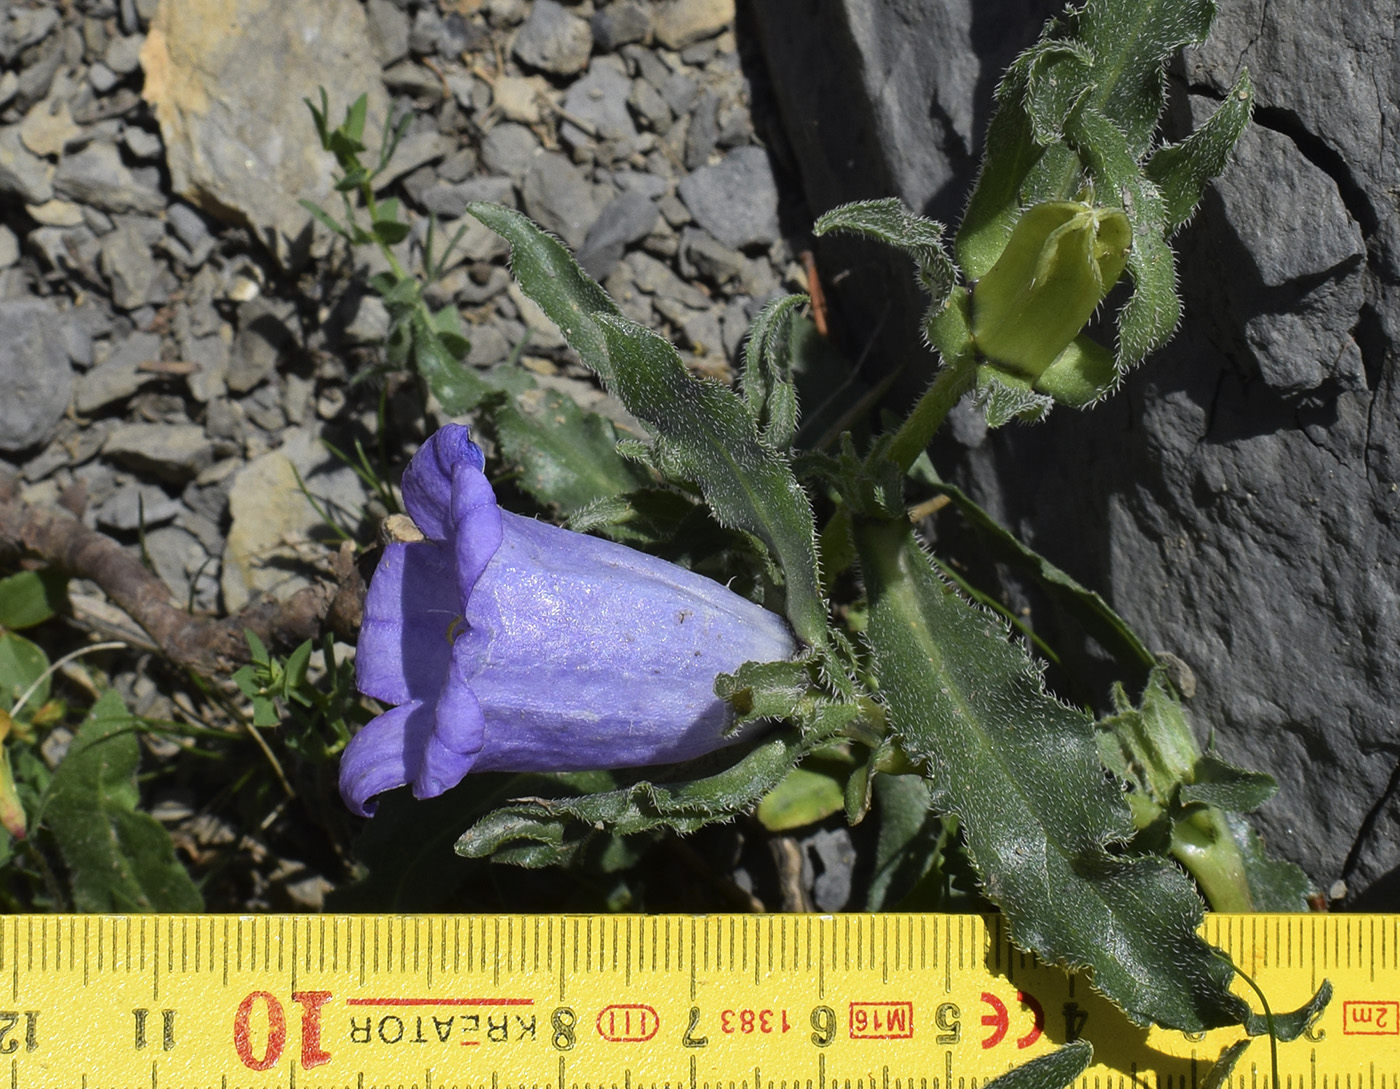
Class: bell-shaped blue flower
340,424,799,816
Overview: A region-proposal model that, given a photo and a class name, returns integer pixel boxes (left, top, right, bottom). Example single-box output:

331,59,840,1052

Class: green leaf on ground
0,571,68,631
39,690,202,912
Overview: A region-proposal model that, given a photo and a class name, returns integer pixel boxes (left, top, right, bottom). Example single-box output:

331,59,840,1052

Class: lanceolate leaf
456,728,825,867
470,203,829,650
39,691,201,912
982,1041,1093,1089
1147,70,1254,233
853,516,1245,1032
813,199,956,306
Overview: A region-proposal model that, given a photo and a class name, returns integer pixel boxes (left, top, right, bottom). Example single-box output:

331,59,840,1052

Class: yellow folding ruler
0,913,1391,1088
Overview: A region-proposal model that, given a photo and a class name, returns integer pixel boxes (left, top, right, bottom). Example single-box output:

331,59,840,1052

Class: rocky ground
0,0,868,911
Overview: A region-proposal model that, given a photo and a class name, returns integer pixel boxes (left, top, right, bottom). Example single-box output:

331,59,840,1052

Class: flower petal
449,459,504,608
355,541,456,705
400,424,486,540
414,643,487,800
338,700,434,817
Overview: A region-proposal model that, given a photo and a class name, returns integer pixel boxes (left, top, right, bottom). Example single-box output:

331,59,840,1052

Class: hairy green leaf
457,729,824,866
865,774,948,910
1147,70,1254,233
468,203,829,647
854,516,1245,1031
742,294,808,449
813,198,956,306
982,1041,1093,1089
39,691,201,912
493,386,651,515
1180,755,1278,812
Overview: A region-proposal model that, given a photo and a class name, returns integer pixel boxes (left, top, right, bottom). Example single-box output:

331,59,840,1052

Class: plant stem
887,353,978,471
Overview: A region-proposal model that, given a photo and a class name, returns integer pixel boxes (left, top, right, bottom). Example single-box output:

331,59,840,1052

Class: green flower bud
970,201,1131,379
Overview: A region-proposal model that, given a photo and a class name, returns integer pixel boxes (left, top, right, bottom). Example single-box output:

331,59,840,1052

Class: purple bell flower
340,423,799,817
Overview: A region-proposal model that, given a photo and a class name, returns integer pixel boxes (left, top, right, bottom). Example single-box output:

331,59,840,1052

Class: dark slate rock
753,0,1400,905
52,141,165,215
0,297,73,452
677,145,780,250
561,58,638,147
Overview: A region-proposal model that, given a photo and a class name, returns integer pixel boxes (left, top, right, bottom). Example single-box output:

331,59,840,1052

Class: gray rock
229,297,296,394
28,224,100,279
418,174,515,220
141,0,389,270
753,0,1400,907
628,77,672,134
166,202,212,251
522,151,602,250
121,126,163,161
52,141,165,215
624,250,710,308
382,60,442,99
375,128,454,190
94,482,182,531
88,62,119,95
366,0,411,66
0,226,18,269
512,0,593,76
0,125,54,204
561,58,638,147
104,423,216,483
592,2,652,52
684,89,719,169
654,0,733,50
6,6,61,58
143,524,214,610
680,227,744,286
578,189,659,280
1205,121,1366,394
677,145,781,250
480,122,541,181
100,217,169,310
802,827,855,912
104,33,143,74
221,427,369,610
75,331,163,414
0,298,73,452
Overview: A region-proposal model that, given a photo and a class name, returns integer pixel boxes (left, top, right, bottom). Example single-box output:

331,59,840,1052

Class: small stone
578,189,658,280
365,0,411,66
0,126,55,204
512,0,593,77
343,293,390,344
87,62,119,94
25,199,84,227
685,89,719,169
0,71,18,109
94,482,182,531
592,2,652,52
561,57,637,146
166,202,211,251
75,331,162,413
628,78,672,134
104,33,144,75
103,423,215,483
678,145,781,250
681,227,744,286
9,6,60,52
121,126,163,160
624,250,710,308
19,98,81,158
144,524,213,610
52,141,165,215
100,218,169,310
654,0,734,50
0,298,73,453
466,323,511,367
522,151,602,250
228,297,296,394
382,60,443,99
375,128,453,190
0,226,17,269
492,75,545,125
418,174,515,220
480,122,541,181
